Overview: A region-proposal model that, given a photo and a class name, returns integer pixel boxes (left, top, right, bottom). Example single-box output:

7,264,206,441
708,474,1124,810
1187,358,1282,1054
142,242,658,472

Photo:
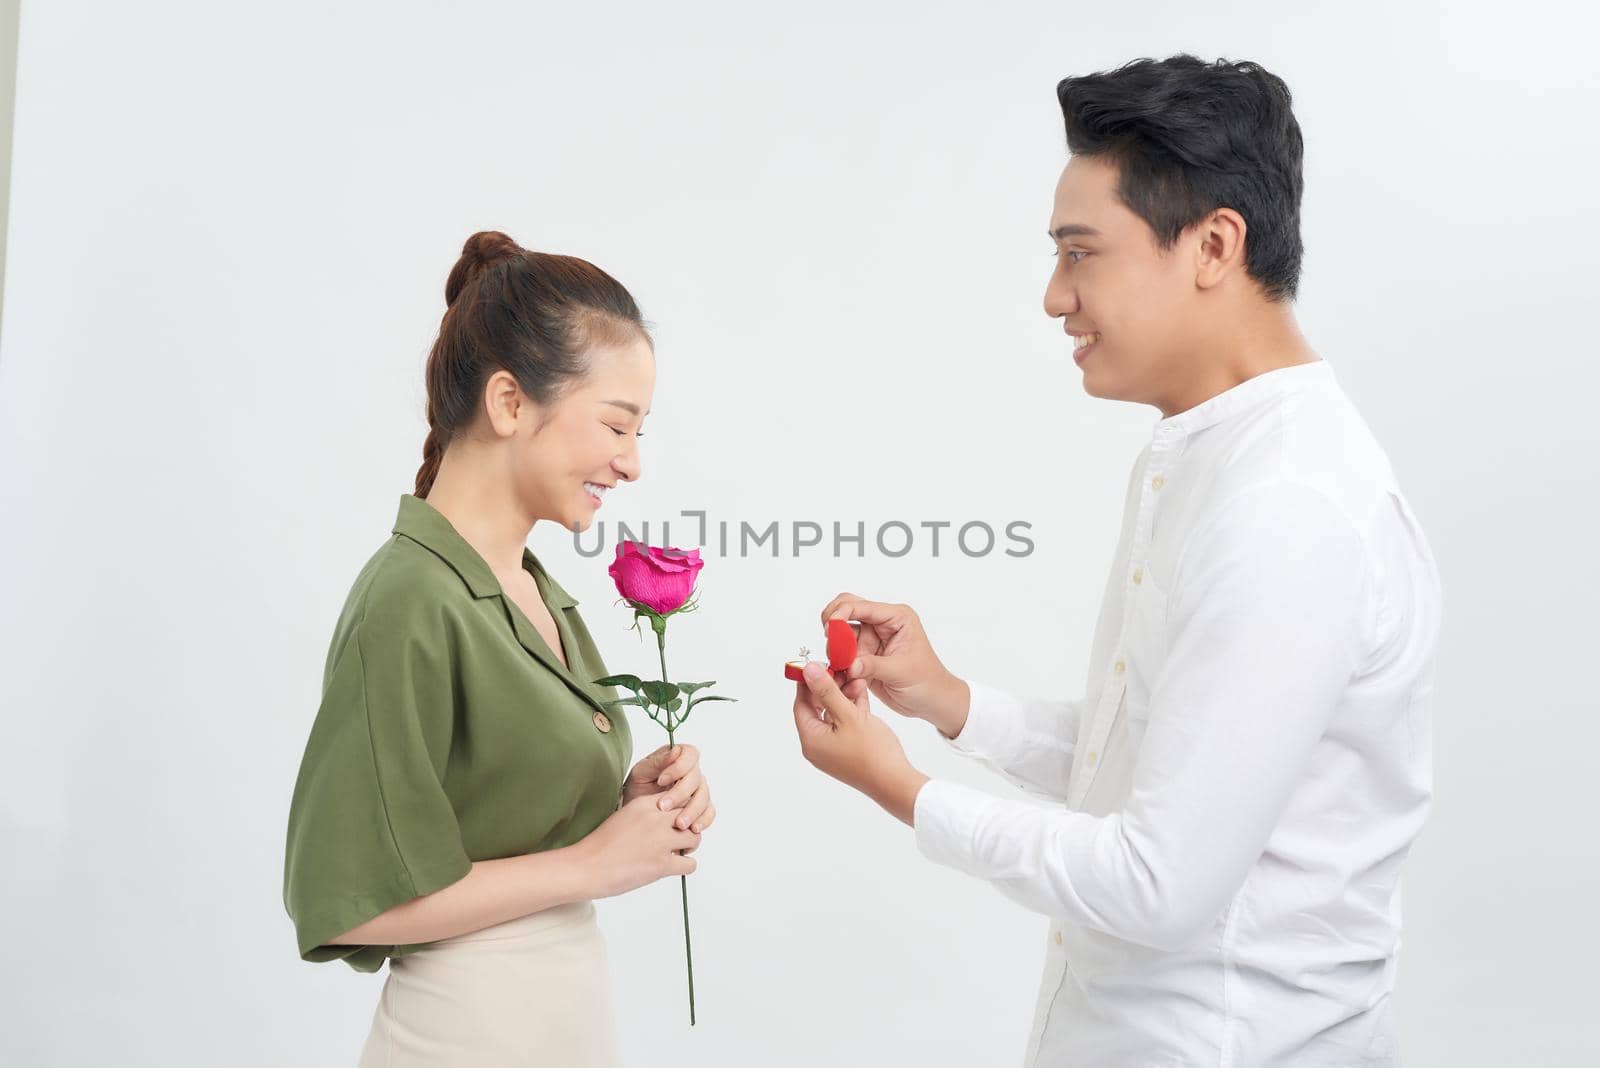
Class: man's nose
1043,272,1079,320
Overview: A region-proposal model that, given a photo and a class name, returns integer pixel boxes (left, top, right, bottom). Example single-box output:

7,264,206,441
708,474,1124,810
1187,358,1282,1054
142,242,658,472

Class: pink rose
607,541,704,615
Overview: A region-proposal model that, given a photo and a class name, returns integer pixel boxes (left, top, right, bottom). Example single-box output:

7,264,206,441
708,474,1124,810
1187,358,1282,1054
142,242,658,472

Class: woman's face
513,333,656,532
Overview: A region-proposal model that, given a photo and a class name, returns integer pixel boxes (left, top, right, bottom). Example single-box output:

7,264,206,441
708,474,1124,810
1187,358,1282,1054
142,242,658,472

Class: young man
791,56,1441,1066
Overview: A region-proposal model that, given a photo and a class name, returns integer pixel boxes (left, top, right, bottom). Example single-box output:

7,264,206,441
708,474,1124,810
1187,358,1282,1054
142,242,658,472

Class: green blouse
283,494,634,973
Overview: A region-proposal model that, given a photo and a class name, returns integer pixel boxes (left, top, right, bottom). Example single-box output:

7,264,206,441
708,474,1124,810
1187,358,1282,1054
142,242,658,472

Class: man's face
1044,155,1196,408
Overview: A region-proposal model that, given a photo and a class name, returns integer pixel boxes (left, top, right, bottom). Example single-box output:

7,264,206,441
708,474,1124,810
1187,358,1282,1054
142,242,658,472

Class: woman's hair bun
462,230,523,265
445,230,525,307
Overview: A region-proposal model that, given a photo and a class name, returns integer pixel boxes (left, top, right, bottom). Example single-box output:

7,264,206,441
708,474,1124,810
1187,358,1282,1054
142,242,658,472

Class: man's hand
791,661,929,826
621,743,716,842
820,593,971,739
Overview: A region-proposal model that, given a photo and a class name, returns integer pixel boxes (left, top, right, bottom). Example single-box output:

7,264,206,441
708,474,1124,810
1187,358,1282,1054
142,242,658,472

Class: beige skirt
358,900,622,1067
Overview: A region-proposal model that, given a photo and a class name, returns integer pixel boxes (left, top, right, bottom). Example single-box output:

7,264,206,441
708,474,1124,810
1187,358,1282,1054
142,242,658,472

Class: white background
3,2,1597,1064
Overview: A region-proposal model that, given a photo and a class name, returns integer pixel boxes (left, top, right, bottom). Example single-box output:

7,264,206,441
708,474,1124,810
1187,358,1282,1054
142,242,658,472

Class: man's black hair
1057,55,1305,301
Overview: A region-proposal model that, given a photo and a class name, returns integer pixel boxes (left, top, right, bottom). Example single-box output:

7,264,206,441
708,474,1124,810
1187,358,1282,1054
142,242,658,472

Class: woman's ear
1194,207,1248,291
481,370,528,438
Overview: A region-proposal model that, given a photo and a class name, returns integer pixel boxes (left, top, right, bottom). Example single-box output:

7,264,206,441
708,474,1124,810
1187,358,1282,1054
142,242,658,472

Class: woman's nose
614,444,642,483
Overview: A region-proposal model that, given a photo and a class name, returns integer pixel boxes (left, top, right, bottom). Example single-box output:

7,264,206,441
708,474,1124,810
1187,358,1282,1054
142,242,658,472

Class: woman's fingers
656,743,699,787
626,746,666,786
674,827,703,856
658,766,704,813
654,745,713,841
671,782,712,831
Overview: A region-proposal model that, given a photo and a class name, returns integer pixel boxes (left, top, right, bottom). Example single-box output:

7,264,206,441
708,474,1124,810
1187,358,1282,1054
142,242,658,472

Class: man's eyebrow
1049,224,1101,241
603,400,650,416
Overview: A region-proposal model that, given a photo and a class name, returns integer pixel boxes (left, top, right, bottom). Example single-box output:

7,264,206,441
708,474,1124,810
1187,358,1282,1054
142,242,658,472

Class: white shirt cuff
942,678,1019,758
912,777,994,876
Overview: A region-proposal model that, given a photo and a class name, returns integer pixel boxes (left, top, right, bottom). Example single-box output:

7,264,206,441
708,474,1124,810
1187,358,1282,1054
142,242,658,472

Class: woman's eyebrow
603,400,650,416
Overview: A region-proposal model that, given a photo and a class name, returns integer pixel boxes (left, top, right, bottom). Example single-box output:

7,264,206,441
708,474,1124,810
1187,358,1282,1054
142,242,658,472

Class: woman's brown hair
414,231,650,498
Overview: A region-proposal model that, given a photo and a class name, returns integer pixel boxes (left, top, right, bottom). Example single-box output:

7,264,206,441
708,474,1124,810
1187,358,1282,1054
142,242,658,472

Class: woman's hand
621,743,717,838
579,794,701,899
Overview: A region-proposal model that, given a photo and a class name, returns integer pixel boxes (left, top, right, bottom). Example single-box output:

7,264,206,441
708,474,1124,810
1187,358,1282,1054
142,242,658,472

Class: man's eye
611,426,645,438
1066,250,1088,263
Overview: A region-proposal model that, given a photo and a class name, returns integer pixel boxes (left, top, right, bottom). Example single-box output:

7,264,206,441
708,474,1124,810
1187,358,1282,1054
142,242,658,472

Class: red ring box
826,619,857,672
783,620,859,682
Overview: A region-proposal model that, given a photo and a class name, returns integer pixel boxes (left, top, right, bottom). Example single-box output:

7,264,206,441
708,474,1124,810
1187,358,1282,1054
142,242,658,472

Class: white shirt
913,359,1441,1067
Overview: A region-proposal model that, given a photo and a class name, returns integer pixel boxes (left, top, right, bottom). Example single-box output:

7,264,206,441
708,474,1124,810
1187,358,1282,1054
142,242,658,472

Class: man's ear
1194,207,1248,291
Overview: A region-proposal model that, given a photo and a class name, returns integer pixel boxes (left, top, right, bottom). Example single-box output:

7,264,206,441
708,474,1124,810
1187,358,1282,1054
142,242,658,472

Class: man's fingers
792,680,832,741
819,592,861,627
849,651,893,681
820,594,902,630
854,624,884,658
802,661,859,724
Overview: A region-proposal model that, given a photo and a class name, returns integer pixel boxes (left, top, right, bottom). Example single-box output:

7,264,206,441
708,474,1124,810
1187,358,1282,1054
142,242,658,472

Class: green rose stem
599,586,732,1028
653,618,696,1028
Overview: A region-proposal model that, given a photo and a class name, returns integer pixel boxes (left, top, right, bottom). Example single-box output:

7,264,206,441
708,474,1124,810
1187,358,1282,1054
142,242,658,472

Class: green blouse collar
392,494,579,608
392,494,610,715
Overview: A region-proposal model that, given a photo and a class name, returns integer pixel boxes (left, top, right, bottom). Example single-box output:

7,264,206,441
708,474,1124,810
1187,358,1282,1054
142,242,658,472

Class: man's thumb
849,652,884,681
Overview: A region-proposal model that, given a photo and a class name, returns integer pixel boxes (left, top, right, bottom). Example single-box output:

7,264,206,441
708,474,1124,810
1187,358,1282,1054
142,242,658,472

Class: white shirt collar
1154,358,1334,438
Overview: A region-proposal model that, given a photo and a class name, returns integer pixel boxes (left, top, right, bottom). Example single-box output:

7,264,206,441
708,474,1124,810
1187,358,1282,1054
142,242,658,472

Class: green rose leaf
676,681,716,695
641,680,681,706
605,695,650,709
594,674,644,692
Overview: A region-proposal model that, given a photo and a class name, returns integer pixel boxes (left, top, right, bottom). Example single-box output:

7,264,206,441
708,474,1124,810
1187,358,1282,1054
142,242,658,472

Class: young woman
283,231,716,1066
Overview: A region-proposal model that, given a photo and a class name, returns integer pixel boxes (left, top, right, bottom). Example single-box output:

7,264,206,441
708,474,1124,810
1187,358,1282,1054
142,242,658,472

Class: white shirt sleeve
940,679,1083,802
913,480,1375,950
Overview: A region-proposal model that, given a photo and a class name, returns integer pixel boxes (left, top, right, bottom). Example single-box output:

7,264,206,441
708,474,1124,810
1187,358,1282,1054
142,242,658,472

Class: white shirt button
1087,751,1099,767
1152,475,1165,490
1053,929,1063,945
1132,568,1144,585
1114,660,1126,675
